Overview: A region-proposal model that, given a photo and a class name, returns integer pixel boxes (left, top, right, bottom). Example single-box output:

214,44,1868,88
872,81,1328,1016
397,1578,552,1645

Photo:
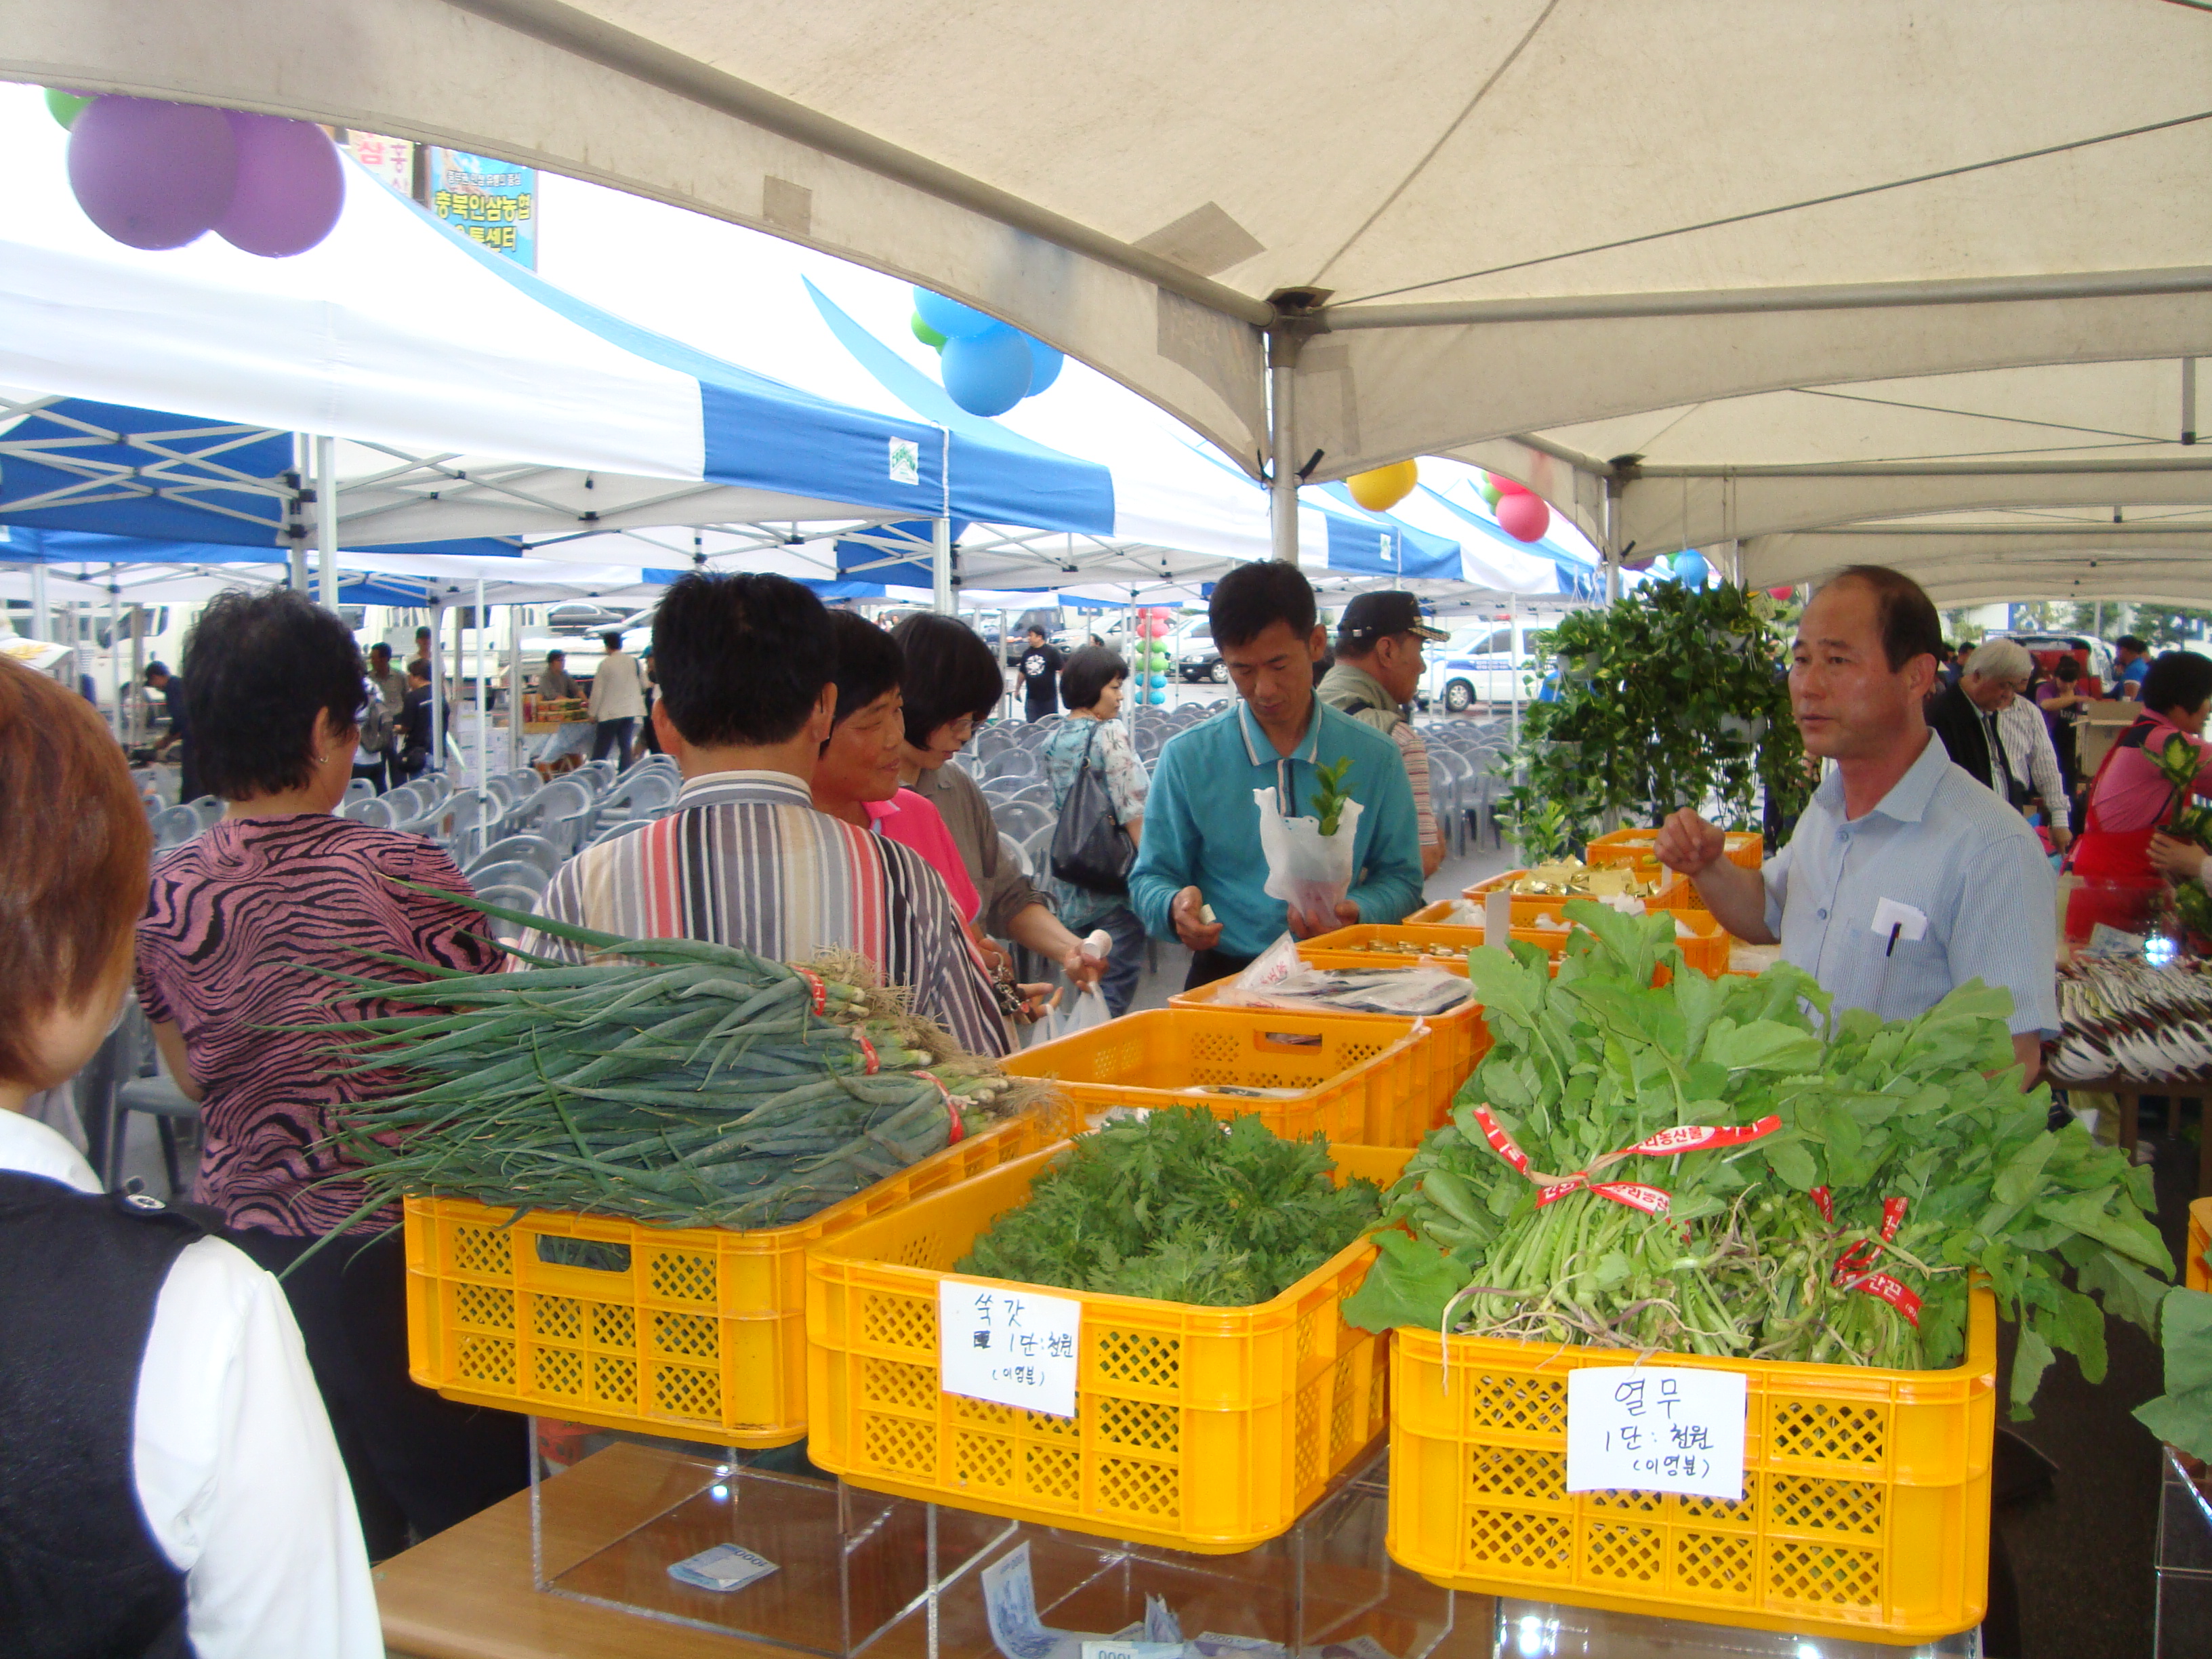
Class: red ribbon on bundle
918,1071,963,1142
1469,1107,1784,1221
855,1033,882,1076
1809,1189,1921,1326
794,968,830,1017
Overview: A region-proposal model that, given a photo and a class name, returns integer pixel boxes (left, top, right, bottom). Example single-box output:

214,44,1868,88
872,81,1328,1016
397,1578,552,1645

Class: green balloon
1480,482,1502,509
45,88,92,130
911,312,947,351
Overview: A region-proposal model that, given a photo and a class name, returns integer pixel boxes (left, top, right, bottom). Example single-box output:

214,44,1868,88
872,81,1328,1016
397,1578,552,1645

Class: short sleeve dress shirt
1760,732,2058,1037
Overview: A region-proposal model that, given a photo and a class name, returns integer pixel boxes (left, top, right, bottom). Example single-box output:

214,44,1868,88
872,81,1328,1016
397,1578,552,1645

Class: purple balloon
67,96,237,251
216,112,344,258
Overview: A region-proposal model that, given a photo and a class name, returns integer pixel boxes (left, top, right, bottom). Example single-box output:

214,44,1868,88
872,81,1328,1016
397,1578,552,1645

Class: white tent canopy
18,3,2212,605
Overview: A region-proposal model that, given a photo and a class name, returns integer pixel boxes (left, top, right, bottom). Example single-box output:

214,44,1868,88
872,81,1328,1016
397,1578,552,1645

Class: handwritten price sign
939,1282,1081,1418
1565,1366,1748,1501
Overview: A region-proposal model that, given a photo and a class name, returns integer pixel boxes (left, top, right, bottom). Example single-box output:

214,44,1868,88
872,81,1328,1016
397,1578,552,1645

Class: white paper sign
940,1280,1081,1418
1565,1366,1747,1500
1869,897,1928,945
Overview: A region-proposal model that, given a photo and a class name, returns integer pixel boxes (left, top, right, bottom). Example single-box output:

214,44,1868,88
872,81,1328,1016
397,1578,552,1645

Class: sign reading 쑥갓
939,1281,1080,1418
1565,1366,1748,1501
428,148,537,267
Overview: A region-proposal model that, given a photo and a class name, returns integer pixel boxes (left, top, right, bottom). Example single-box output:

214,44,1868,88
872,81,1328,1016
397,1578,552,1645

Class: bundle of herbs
297,888,1041,1233
958,1106,1380,1307
1343,899,2173,1414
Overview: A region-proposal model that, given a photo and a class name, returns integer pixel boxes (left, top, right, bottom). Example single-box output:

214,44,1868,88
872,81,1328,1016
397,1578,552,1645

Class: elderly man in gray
1925,637,2071,854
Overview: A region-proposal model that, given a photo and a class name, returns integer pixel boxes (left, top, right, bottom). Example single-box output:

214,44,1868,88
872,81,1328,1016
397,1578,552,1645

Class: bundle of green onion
301,890,1036,1231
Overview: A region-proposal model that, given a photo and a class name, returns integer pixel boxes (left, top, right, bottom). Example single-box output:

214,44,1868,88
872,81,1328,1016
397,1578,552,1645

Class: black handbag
1048,722,1136,893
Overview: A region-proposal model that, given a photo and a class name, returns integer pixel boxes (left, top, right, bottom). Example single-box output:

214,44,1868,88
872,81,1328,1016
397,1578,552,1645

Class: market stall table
2066,1071,2212,1196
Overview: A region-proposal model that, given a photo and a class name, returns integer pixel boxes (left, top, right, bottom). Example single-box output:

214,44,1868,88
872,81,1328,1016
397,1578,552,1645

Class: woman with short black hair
1040,648,1149,1015
136,588,527,1557
2070,649,2212,930
890,615,1103,996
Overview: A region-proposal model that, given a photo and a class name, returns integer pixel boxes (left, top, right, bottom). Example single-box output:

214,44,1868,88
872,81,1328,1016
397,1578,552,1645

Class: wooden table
2068,1071,2212,1194
377,1443,785,1659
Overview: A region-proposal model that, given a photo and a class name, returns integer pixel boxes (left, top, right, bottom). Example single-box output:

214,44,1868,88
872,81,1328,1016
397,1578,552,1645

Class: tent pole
1509,594,1521,750
428,598,445,776
931,518,955,615
107,568,122,743
507,605,523,771
1269,333,1300,565
289,435,310,593
28,564,47,643
129,605,145,750
1603,478,1622,604
476,577,489,793
316,435,339,610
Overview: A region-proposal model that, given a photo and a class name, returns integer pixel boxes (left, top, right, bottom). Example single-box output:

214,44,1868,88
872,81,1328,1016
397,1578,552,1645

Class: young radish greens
1341,900,2173,1415
958,1106,1380,1307
291,886,1042,1238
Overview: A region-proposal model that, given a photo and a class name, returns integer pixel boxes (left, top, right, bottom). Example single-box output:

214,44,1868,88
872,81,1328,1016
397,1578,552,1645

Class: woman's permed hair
1059,646,1128,712
181,589,365,800
0,659,152,1086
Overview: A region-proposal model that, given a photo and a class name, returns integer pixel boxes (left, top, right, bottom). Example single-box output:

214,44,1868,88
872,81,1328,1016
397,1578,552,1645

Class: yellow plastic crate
2190,1197,2210,1292
805,1142,1412,1553
401,1104,1068,1448
1004,1006,1441,1147
1387,1288,1998,1643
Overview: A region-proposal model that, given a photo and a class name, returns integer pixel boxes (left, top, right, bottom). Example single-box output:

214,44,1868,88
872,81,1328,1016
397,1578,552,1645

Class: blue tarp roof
0,524,515,564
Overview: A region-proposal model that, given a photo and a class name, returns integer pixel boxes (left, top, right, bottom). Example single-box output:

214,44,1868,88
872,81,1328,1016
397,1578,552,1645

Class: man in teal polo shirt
1130,563,1425,988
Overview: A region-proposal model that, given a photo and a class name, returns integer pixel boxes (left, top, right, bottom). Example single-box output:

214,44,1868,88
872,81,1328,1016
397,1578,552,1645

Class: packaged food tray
1004,1005,1443,1147
805,1142,1412,1553
402,1103,1069,1448
1425,894,1734,979
1387,1288,1998,1643
1587,827,1763,874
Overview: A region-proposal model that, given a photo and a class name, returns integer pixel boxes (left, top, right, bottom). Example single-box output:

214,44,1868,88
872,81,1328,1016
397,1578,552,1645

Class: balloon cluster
52,90,343,257
1131,608,1174,703
1347,459,1418,512
912,289,1064,416
1480,473,1551,542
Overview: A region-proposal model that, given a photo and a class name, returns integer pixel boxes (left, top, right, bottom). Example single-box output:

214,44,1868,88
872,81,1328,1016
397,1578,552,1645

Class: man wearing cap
1319,592,1449,878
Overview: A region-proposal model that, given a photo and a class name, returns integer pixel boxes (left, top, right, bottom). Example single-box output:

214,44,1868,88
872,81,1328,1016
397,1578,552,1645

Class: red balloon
216,112,344,257
1767,586,1793,600
67,96,237,250
1492,474,1530,497
1496,491,1550,542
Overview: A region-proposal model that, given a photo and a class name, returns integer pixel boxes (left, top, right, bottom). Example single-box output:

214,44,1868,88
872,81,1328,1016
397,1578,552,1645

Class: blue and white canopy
0,88,948,550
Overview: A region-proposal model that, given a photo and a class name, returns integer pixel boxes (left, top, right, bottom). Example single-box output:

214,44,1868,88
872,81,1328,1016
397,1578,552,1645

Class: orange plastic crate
1388,1288,1997,1643
1004,1005,1442,1147
401,1104,1069,1448
1422,895,1735,979
2190,1197,2210,1292
805,1141,1412,1553
1587,827,1763,874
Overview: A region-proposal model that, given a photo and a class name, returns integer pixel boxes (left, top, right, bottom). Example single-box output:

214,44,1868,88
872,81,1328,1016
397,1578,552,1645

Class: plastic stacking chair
148,804,202,848
341,796,398,828
470,834,566,881
991,798,1054,841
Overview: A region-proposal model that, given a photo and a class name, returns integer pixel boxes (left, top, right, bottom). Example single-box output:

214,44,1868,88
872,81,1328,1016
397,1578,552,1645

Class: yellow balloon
1347,459,1419,512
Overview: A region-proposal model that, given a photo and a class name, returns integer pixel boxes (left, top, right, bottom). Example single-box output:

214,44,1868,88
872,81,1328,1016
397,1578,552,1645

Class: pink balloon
1768,585,1793,600
216,112,344,257
67,96,237,250
1496,491,1550,542
1492,474,1530,497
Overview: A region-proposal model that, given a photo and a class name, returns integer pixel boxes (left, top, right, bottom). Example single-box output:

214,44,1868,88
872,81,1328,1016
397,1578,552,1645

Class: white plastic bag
1029,984,1111,1046
1254,787,1363,931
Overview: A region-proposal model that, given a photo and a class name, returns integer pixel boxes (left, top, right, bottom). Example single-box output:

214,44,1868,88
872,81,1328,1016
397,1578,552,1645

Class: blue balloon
1023,335,1063,395
941,325,1032,415
1675,549,1708,587
912,287,999,341
1147,689,1166,705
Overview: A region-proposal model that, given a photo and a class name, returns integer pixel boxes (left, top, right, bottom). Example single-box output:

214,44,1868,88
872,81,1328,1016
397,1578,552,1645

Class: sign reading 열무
1564,1365,1748,1501
939,1280,1080,1418
428,148,537,267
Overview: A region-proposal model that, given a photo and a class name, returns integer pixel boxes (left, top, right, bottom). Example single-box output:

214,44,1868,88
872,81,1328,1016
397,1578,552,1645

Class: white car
1422,621,1544,713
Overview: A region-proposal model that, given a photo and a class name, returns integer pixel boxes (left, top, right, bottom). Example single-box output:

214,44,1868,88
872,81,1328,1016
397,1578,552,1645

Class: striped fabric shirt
527,771,1011,1057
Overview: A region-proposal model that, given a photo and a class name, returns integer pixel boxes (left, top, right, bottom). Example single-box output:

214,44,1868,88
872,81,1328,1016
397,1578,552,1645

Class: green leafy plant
958,1106,1380,1306
1503,580,1806,853
1342,900,2172,1414
1313,756,1355,836
2135,1286,2212,1461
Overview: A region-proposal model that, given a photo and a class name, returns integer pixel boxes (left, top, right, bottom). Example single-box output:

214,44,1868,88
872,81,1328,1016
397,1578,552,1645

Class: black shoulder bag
1048,722,1136,893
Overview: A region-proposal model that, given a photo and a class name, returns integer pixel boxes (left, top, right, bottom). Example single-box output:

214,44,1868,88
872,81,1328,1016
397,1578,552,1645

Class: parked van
1422,620,1543,713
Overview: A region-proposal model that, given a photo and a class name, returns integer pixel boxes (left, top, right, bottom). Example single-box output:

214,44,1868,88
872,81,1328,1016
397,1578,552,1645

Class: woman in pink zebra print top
133,590,525,1557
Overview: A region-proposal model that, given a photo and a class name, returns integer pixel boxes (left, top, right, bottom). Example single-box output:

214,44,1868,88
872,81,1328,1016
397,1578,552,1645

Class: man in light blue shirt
1656,565,2056,1080
1130,562,1425,988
